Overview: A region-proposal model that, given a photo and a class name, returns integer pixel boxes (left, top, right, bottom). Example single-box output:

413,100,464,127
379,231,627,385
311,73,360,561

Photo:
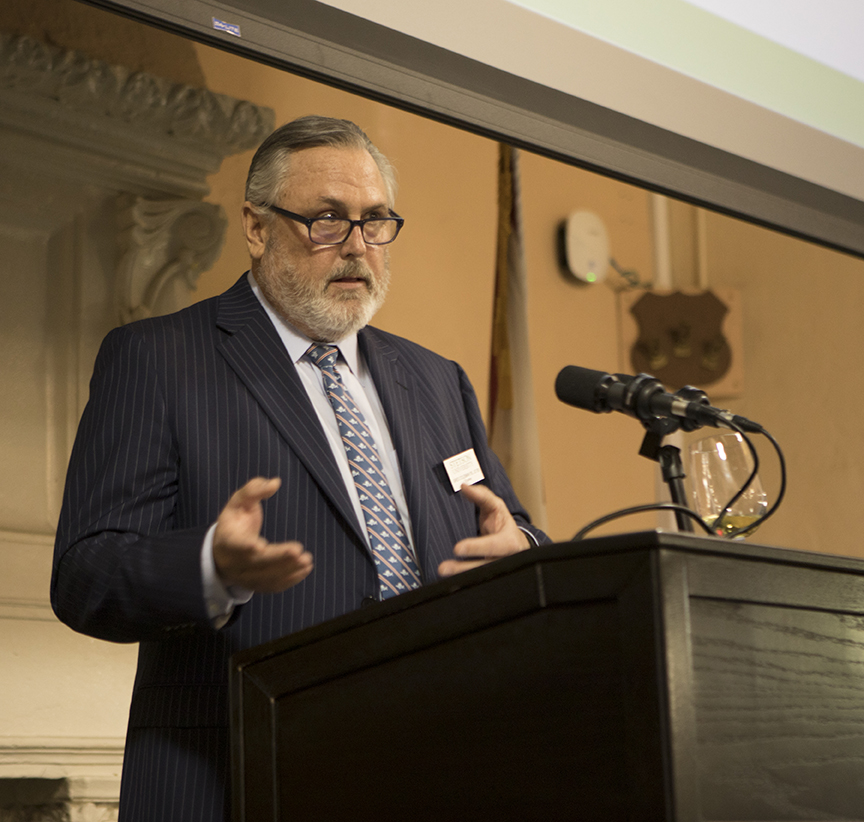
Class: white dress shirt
202,273,416,622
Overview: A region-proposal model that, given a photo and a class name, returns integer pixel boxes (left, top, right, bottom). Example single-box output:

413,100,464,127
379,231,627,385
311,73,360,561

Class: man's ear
241,202,269,261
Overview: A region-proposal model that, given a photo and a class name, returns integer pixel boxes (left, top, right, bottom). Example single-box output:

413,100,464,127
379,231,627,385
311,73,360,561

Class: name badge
442,448,485,492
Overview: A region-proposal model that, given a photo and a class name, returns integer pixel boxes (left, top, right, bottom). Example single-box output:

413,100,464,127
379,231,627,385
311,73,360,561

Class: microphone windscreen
555,366,607,411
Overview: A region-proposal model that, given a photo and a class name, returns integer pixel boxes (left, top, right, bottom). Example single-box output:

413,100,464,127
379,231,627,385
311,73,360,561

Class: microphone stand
638,416,694,533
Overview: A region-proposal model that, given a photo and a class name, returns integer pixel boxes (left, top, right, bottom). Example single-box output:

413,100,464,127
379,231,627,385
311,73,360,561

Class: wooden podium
230,532,864,821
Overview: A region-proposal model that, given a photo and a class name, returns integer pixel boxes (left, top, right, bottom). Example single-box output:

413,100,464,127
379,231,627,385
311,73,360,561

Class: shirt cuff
201,522,253,628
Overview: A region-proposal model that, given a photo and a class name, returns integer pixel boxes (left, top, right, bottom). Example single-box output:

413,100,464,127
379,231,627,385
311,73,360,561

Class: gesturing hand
438,483,531,577
213,477,313,593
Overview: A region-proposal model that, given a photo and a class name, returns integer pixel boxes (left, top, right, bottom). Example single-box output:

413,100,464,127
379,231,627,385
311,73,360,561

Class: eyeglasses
264,204,404,245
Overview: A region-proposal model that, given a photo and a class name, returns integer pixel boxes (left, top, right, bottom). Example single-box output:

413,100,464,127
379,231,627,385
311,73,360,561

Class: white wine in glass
688,432,768,538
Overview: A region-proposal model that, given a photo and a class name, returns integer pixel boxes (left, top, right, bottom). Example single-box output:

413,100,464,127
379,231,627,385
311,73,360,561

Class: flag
488,144,548,530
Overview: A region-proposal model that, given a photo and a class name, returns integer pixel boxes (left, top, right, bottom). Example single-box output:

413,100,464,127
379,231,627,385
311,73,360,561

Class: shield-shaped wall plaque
618,289,743,394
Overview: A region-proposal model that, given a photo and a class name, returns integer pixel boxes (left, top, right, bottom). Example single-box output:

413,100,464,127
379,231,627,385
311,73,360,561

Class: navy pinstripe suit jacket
51,274,545,821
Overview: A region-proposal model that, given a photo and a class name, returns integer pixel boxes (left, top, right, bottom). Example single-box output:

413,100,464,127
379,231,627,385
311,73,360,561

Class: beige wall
5,0,864,551
193,47,500,400
193,30,864,551
699,214,864,554
2,3,864,808
191,40,663,542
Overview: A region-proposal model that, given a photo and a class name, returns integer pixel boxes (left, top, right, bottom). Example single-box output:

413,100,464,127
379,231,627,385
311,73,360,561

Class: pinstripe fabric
51,274,546,821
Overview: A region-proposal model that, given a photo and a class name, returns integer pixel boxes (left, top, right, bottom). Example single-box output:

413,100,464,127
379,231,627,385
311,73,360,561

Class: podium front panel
231,532,864,821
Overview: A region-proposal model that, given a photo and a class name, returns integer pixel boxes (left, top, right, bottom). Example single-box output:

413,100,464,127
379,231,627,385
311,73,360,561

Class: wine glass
687,432,768,538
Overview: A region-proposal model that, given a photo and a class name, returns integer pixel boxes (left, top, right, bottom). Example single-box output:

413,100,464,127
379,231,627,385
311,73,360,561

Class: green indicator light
586,272,597,283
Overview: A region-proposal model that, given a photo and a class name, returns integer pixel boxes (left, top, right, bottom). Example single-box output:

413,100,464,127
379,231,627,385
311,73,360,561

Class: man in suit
51,115,547,821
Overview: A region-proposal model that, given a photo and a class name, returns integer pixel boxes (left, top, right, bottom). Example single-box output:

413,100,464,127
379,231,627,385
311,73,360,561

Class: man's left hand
438,483,531,577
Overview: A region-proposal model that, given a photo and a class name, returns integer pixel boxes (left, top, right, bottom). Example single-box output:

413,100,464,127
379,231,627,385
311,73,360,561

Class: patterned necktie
307,344,422,599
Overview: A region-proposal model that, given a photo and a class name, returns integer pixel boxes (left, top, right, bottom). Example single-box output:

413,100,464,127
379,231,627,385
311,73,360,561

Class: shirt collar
247,271,361,374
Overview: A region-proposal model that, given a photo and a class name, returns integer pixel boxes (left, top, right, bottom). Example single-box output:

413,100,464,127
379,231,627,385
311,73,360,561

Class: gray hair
245,115,397,213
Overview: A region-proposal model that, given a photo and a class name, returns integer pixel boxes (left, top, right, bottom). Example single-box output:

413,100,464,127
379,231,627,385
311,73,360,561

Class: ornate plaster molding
0,737,124,779
0,30,271,320
0,738,124,821
0,30,274,197
117,197,228,324
0,31,272,153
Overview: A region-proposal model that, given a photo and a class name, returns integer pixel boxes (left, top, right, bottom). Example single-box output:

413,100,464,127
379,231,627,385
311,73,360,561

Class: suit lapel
214,277,365,545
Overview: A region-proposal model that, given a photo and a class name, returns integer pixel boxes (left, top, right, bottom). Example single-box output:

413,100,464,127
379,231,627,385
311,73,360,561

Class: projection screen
78,0,864,259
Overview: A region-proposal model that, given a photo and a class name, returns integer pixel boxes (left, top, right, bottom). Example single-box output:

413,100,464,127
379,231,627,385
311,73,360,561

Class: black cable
572,502,716,541
725,425,786,538
570,424,787,542
712,419,761,537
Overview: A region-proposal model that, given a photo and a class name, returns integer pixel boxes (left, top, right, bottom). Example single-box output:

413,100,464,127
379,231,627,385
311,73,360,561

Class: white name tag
442,448,485,492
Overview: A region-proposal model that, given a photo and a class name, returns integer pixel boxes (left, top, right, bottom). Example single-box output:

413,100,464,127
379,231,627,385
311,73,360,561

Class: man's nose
340,223,367,257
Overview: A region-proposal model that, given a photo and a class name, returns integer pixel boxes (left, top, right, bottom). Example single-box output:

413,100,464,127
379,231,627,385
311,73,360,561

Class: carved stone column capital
117,197,228,324
1,28,274,323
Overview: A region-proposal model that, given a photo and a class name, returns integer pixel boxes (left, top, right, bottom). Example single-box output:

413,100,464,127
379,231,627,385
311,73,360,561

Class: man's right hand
213,477,313,593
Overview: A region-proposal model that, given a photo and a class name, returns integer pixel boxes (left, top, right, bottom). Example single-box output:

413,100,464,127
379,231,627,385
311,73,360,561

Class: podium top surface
230,530,864,673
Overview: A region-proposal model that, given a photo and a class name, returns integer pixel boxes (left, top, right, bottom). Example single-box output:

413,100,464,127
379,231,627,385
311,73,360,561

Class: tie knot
307,343,339,371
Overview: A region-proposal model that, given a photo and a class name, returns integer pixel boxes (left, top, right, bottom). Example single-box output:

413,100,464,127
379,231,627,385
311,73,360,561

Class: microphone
555,365,763,433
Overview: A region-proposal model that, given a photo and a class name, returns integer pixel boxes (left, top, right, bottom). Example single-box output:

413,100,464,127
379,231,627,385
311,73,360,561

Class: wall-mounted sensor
561,210,609,283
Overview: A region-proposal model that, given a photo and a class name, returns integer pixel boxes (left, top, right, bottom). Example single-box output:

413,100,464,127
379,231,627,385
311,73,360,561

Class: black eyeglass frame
264,204,405,245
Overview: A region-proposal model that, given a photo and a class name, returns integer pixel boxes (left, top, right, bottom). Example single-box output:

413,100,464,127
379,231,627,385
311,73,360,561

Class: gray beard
256,251,390,342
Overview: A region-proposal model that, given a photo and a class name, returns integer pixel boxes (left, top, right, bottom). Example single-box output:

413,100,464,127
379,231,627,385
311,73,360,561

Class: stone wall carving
117,197,228,324
0,31,270,154
0,28,274,820
0,31,273,200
